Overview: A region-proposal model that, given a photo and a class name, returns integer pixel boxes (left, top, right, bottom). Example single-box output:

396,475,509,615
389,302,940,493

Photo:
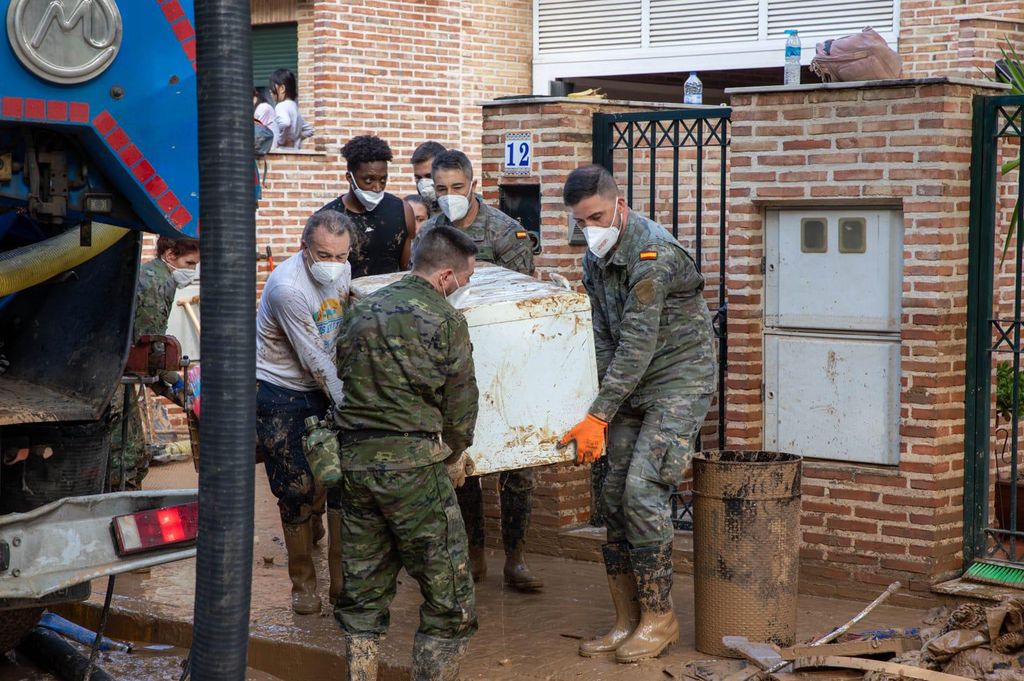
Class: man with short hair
416,149,542,592
559,165,715,663
335,226,479,681
319,135,416,278
411,140,446,216
256,209,353,615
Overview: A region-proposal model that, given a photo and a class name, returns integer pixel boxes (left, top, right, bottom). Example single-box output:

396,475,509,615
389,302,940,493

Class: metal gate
590,108,730,529
965,94,1024,566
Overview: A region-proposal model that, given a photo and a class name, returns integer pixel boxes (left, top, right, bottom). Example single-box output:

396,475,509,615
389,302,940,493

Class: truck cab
0,0,201,650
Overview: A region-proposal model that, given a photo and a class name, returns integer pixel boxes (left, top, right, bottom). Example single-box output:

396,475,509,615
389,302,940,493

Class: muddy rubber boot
282,519,321,615
469,544,487,582
411,632,470,681
311,485,327,546
503,542,544,592
344,634,379,681
615,543,677,663
579,542,639,657
328,509,344,606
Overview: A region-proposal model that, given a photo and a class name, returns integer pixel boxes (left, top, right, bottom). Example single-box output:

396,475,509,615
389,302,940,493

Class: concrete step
932,576,1024,606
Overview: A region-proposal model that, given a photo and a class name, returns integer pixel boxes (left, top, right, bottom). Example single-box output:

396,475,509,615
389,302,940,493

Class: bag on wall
810,27,903,83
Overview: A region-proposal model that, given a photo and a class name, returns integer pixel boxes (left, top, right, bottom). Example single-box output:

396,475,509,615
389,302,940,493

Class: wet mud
35,460,924,681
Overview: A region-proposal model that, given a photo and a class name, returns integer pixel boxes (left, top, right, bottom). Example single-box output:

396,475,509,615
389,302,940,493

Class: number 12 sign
503,132,532,176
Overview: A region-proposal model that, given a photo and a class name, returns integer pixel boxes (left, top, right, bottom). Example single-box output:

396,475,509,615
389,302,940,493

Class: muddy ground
2,461,925,680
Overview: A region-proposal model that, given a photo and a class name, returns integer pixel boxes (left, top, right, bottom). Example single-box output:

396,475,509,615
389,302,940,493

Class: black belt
340,429,437,445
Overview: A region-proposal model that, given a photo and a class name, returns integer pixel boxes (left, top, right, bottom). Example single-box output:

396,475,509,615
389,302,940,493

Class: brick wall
247,0,532,291
899,1,1024,78
725,78,1009,606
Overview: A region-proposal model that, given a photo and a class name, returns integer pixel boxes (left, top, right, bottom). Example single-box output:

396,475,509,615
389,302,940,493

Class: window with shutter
766,0,895,38
537,0,642,54
252,23,298,89
650,0,759,47
532,0,898,92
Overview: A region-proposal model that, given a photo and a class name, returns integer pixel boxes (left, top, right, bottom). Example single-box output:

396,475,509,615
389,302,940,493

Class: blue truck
0,0,203,650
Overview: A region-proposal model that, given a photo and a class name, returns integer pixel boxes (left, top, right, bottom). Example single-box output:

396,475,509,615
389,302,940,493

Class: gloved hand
444,450,475,489
559,414,608,465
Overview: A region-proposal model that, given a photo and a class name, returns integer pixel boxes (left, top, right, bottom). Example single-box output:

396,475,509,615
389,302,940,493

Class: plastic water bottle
784,30,801,85
684,72,703,105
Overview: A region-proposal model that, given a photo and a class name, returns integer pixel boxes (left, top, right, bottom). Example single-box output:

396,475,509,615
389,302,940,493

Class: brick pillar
724,77,1009,606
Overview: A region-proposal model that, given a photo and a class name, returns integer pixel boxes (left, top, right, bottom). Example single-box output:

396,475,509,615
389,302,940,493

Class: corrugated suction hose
0,223,128,297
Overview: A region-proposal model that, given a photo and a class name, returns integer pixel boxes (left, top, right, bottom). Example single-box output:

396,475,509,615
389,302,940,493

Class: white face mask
164,259,197,289
583,203,621,258
416,177,436,203
349,174,384,211
446,278,473,307
439,192,470,222
309,259,351,287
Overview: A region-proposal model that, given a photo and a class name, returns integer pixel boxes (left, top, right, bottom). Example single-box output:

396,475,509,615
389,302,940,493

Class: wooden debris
781,636,921,660
793,655,976,681
770,671,862,681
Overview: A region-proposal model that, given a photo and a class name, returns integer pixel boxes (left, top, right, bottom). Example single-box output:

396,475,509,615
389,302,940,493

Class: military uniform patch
515,231,528,239
639,250,658,261
634,278,657,306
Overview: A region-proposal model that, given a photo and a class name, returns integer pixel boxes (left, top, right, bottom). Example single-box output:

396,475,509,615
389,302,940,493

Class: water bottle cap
785,29,798,35
690,71,697,76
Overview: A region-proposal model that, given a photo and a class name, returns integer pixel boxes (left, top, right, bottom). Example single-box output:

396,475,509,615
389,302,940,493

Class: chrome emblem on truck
7,0,122,84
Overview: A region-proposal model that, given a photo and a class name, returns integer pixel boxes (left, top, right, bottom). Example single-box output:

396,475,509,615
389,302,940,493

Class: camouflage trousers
107,385,148,491
455,467,535,550
602,393,712,548
256,381,337,524
336,462,476,639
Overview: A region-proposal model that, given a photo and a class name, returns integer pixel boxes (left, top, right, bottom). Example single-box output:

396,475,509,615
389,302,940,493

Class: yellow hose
0,223,129,297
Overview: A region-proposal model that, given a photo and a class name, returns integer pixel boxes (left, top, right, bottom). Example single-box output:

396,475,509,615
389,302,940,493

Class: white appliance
764,208,903,465
350,264,599,475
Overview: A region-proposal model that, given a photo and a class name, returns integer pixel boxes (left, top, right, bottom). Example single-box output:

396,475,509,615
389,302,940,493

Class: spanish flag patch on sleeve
515,231,528,239
639,250,658,261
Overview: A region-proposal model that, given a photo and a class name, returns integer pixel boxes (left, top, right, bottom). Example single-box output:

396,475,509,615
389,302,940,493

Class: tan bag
810,27,902,83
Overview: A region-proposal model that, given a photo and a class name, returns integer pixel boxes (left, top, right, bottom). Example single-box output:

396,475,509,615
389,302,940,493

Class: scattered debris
702,590,1024,681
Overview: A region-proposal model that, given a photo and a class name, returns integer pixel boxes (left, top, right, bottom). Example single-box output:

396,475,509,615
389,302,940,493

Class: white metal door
764,332,900,465
765,209,903,333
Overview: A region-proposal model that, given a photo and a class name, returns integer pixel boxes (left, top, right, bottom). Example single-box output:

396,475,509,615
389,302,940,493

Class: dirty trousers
602,393,712,548
456,467,535,548
336,462,477,640
255,380,335,524
108,385,148,491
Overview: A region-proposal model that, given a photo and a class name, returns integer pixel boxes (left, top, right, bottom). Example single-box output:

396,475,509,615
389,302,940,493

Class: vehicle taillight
111,502,199,556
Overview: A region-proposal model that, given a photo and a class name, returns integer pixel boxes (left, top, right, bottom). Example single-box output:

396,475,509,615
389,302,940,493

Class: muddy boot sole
614,633,678,663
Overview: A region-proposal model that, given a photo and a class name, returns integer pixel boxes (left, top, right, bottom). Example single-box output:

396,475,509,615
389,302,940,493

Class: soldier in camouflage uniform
415,149,542,592
108,236,198,490
334,226,479,681
560,165,715,664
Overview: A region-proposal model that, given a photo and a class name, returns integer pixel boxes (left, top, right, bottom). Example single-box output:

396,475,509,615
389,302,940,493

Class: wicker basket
693,451,802,657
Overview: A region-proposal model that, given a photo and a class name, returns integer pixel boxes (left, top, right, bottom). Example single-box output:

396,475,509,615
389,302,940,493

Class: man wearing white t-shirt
256,209,351,615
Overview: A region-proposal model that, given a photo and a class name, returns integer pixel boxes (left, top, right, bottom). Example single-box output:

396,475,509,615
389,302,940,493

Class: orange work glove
559,414,608,465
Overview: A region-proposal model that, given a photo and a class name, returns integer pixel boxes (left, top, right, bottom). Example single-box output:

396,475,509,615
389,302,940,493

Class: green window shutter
252,23,298,89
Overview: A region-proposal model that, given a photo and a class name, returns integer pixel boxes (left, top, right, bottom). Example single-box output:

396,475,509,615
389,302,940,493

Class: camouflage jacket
417,196,534,275
335,274,479,470
134,258,178,343
582,210,716,422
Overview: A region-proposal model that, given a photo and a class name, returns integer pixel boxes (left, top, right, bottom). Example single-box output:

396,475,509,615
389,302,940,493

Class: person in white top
269,68,314,150
256,209,351,615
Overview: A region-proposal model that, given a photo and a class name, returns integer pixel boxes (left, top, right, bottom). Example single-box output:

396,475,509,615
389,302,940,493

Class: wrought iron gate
965,94,1024,567
590,108,730,529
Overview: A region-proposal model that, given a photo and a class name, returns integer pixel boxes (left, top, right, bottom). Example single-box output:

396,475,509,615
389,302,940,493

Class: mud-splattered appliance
351,265,600,475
